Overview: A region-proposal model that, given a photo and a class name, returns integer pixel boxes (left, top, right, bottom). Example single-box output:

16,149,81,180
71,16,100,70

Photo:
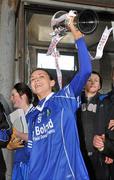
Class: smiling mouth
90,86,96,88
35,84,41,87
35,85,42,89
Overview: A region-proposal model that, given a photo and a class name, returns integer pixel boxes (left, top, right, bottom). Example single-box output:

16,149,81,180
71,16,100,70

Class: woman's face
10,89,22,109
30,70,55,100
85,73,101,94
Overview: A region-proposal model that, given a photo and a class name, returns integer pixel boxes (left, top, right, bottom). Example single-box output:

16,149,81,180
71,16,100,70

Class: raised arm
68,17,92,97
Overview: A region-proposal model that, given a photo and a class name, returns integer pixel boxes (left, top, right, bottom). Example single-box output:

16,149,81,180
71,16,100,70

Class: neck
85,91,97,98
21,104,30,113
38,91,52,101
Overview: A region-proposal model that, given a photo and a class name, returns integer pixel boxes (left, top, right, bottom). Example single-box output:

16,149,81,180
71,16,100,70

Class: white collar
36,92,54,111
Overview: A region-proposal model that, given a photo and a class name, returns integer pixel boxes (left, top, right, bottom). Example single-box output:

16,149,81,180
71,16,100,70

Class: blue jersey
0,129,11,146
27,37,92,180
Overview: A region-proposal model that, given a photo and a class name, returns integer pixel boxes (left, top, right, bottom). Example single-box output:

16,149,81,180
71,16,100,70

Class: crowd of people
0,14,114,180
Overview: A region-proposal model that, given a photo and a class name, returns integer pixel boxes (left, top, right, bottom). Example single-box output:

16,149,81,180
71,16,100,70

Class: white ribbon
111,21,114,39
52,49,62,89
91,26,113,60
47,34,63,56
47,33,63,89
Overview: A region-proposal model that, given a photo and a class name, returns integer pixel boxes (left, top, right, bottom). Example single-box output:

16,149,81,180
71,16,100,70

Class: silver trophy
51,9,99,36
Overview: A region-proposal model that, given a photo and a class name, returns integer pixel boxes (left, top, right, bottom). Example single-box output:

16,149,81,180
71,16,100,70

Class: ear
50,80,55,87
21,94,27,101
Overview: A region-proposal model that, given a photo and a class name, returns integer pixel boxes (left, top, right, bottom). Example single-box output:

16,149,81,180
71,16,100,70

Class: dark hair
31,68,54,81
13,83,32,104
92,71,102,89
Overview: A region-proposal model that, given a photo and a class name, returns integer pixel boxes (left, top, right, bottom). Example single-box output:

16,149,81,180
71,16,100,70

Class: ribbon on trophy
47,33,64,89
90,26,113,60
47,10,76,89
52,49,62,90
111,21,114,39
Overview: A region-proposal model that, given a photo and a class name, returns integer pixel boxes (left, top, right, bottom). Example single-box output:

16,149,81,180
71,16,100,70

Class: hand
12,128,28,142
105,156,113,164
13,128,21,137
7,128,24,150
66,12,83,40
108,120,114,130
93,135,105,151
7,136,24,150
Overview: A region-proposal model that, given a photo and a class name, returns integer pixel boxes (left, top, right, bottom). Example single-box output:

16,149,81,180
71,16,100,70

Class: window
37,52,75,71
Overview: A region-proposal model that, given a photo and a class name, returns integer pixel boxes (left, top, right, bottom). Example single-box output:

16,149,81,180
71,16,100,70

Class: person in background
93,68,114,157
0,102,12,180
77,71,113,180
93,67,114,179
0,93,12,180
27,15,92,180
7,83,33,180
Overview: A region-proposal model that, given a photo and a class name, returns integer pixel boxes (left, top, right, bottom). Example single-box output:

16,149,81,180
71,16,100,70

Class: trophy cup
51,9,99,35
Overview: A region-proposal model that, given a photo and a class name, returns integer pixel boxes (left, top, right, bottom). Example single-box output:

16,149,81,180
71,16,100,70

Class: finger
110,126,114,130
17,145,24,148
108,124,114,129
12,138,22,143
105,157,113,164
108,120,114,129
10,136,16,142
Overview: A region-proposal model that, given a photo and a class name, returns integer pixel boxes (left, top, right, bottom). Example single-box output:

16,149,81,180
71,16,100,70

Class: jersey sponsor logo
33,119,55,141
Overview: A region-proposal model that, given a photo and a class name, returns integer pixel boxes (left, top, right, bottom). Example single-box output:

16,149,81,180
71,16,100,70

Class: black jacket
100,88,114,159
0,102,11,147
77,92,110,155
0,102,12,175
0,149,6,174
102,130,114,159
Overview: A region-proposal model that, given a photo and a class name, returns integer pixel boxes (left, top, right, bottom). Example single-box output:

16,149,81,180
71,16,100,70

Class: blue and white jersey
27,37,92,180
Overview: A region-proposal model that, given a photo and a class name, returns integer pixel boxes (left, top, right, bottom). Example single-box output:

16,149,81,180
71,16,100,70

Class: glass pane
37,53,74,71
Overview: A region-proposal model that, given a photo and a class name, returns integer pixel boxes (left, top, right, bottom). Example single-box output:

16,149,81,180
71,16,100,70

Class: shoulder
97,93,110,107
26,106,38,120
98,94,108,101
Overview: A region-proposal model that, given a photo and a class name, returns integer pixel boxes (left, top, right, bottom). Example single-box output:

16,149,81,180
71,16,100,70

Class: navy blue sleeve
0,129,12,148
70,37,92,97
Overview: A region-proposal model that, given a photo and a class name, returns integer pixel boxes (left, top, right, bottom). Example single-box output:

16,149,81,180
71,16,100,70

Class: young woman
27,16,92,180
7,83,33,180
